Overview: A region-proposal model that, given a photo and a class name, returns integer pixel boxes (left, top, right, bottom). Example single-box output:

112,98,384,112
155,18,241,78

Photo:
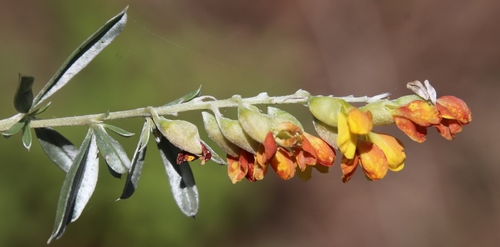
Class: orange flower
392,96,472,142
392,100,441,142
340,132,405,183
229,122,335,181
434,96,472,140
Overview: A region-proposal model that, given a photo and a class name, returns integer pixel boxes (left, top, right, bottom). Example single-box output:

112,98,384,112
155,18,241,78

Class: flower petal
270,148,296,180
303,132,335,167
394,116,428,143
227,153,248,184
347,108,373,135
337,112,357,159
256,131,277,165
436,96,472,124
341,155,359,183
435,118,463,140
357,140,388,180
369,132,405,171
392,100,441,126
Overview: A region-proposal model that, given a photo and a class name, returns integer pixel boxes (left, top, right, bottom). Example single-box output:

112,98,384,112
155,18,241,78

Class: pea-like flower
340,132,406,183
434,96,472,140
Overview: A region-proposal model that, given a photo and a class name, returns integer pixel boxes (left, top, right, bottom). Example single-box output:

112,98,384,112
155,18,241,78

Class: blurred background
0,0,498,246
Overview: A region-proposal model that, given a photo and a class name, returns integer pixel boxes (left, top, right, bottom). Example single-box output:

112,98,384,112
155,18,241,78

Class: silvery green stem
0,90,390,131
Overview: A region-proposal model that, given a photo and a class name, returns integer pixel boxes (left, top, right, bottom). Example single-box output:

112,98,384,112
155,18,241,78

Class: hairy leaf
14,74,34,113
163,86,201,106
22,122,32,150
156,135,198,217
1,121,25,137
48,129,99,244
119,119,152,199
35,127,78,173
102,123,135,137
33,7,128,108
93,124,130,178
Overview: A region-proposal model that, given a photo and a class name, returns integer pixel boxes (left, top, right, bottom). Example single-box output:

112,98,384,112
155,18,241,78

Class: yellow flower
337,107,373,159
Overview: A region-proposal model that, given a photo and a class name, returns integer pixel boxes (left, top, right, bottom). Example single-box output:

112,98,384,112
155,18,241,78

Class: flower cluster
156,80,471,183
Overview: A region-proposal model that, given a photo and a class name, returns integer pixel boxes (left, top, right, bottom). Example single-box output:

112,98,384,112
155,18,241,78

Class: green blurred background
0,1,498,246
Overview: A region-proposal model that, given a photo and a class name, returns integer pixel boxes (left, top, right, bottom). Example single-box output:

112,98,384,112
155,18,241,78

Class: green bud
267,106,303,131
153,116,202,155
358,100,397,126
238,104,271,143
308,96,348,127
201,111,240,157
217,115,259,154
312,118,338,149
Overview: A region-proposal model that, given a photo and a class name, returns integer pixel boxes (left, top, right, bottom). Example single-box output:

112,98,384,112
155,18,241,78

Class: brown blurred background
0,1,497,246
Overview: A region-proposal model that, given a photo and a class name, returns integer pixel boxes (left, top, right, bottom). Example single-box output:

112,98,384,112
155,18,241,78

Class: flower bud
216,114,259,154
153,116,202,155
308,96,347,127
238,104,271,143
202,111,240,157
267,107,303,130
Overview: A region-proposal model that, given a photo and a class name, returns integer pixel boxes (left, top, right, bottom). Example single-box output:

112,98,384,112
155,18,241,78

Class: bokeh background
0,1,498,246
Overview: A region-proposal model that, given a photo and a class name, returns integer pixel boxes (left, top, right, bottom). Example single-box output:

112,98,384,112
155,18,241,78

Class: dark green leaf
1,121,25,137
163,85,202,106
156,135,198,217
33,7,128,108
119,119,152,199
35,127,78,173
201,140,226,165
47,129,99,244
14,74,34,113
102,123,135,137
93,124,130,178
22,122,32,150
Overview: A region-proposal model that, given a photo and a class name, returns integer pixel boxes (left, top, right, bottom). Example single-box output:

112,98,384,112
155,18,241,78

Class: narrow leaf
22,122,32,150
30,102,51,116
14,74,34,113
35,127,78,173
33,7,128,108
48,129,99,244
119,119,152,199
156,135,198,217
163,86,202,106
93,124,130,178
1,121,25,137
102,124,135,137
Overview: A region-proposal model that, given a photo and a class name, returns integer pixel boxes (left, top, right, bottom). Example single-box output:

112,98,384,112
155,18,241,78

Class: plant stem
0,90,390,131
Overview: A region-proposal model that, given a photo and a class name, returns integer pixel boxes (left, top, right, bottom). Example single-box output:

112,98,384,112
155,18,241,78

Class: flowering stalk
0,7,473,243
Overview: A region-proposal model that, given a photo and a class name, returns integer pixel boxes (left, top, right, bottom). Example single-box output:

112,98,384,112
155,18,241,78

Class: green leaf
102,123,135,137
163,85,202,106
30,102,51,116
33,7,128,108
14,74,34,113
93,124,130,178
47,129,99,244
22,122,32,150
156,135,198,217
1,121,25,137
119,119,152,200
35,127,78,173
